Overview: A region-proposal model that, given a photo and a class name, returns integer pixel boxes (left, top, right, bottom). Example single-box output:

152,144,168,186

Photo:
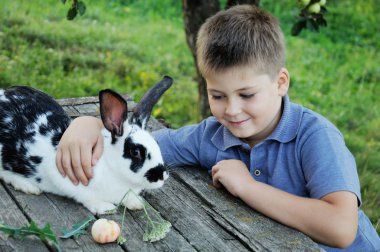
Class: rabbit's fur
0,76,172,214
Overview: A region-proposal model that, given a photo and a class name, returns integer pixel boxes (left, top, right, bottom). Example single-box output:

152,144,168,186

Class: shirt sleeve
300,127,362,206
152,122,207,168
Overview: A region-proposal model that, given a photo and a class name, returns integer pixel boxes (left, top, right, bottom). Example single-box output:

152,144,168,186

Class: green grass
0,0,197,126
0,0,379,235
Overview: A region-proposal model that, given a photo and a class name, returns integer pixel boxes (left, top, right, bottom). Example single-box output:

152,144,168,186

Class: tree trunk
226,0,260,9
182,0,220,120
182,0,260,119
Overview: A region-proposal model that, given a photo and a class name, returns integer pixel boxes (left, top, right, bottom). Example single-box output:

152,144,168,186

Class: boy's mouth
227,118,250,127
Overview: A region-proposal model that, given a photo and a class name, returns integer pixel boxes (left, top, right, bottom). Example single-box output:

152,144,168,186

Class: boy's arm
56,116,104,185
153,119,213,168
212,160,358,248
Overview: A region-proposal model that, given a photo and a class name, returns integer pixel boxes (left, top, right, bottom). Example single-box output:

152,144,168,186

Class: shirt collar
211,95,302,151
267,95,302,143
211,125,248,151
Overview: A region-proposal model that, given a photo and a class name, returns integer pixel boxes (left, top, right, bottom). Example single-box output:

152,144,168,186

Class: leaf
60,215,95,239
77,1,86,16
61,0,67,4
291,20,306,36
320,6,328,14
67,6,78,20
32,222,57,241
306,18,319,32
0,221,61,252
317,16,327,27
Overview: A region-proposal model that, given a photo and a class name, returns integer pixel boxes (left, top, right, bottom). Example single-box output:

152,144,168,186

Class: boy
56,5,380,251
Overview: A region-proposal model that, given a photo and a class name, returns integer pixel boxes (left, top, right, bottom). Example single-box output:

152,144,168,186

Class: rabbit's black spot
51,131,64,147
39,114,67,147
1,147,37,176
2,163,11,171
0,86,70,178
0,141,37,177
148,153,151,160
123,137,146,172
35,177,41,183
30,156,42,165
144,164,166,182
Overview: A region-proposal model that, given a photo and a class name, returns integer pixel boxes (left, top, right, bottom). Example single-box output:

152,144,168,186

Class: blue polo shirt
153,95,380,251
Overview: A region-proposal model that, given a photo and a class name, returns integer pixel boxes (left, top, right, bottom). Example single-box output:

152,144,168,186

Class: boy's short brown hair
196,4,285,79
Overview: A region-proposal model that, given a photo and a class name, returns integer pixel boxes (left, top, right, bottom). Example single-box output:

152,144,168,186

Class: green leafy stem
60,215,95,239
0,221,61,252
111,189,172,244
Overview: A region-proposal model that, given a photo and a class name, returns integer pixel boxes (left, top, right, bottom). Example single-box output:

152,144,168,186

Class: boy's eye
240,94,255,99
211,95,224,100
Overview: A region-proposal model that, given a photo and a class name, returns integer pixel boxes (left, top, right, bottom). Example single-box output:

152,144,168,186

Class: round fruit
299,0,311,7
91,218,121,244
308,3,321,13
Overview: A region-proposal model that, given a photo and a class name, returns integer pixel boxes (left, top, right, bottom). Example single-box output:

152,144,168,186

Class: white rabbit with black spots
0,76,172,214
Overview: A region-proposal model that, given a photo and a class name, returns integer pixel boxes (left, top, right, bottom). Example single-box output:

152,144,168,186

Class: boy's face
206,66,289,147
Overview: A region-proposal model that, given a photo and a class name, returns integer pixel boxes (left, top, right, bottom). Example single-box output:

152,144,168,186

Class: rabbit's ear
99,89,129,143
131,76,173,129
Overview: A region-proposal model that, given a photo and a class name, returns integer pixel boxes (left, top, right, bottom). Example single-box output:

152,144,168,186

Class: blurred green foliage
0,0,197,126
0,0,379,234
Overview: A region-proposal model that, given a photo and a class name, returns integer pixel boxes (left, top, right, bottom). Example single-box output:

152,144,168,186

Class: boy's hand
211,159,255,197
56,116,104,186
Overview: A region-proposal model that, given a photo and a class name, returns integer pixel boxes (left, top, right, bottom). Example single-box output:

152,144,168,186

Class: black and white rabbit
0,76,172,214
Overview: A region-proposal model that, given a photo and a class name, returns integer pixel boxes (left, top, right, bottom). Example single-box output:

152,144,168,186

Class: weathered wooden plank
61,105,86,118
0,182,49,252
117,202,197,252
45,193,127,252
56,94,133,106
70,103,100,117
57,94,135,119
170,166,323,252
58,94,166,136
146,117,167,132
143,176,254,251
3,185,105,251
2,177,200,251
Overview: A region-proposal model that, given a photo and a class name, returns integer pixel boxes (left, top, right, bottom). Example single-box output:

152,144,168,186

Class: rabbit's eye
130,148,142,160
123,138,147,168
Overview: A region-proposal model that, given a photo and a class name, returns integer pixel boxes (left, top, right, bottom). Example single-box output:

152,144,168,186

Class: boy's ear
276,68,290,96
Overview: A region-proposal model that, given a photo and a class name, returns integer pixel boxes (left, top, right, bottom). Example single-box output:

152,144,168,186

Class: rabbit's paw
123,194,144,211
86,200,116,214
0,173,42,195
14,182,42,195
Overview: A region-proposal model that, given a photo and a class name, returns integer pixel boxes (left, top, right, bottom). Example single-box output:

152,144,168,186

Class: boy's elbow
333,235,355,249
331,224,357,248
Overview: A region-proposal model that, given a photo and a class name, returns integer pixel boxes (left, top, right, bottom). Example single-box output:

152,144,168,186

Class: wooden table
0,95,322,251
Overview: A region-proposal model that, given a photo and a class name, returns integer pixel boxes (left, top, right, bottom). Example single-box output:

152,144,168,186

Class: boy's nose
225,100,241,116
